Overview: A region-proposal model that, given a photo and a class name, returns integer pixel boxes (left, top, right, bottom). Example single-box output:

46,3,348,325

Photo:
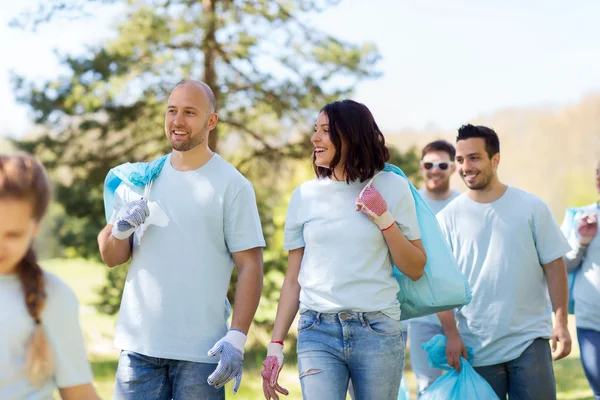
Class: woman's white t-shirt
284,172,421,320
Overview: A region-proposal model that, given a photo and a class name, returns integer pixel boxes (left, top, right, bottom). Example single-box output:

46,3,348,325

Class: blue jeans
297,310,405,400
577,327,600,400
114,350,225,400
473,338,556,400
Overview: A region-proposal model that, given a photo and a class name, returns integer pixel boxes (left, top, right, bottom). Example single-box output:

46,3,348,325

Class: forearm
271,279,302,342
383,224,426,281
563,243,587,272
271,247,304,342
543,258,569,326
97,225,132,268
59,383,100,400
230,260,263,335
438,310,459,337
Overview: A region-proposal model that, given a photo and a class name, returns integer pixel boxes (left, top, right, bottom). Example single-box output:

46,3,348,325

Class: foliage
11,0,423,316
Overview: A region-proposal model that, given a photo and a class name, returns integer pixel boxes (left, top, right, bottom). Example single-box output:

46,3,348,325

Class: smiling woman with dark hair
313,100,390,183
260,100,427,400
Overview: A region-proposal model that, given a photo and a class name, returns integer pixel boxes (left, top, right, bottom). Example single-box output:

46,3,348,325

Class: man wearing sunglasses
408,140,461,396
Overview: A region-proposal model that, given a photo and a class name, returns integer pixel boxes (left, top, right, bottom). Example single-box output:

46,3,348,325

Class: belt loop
359,312,367,326
316,312,321,325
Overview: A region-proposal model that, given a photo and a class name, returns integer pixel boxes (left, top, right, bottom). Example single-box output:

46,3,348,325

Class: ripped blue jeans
296,310,405,400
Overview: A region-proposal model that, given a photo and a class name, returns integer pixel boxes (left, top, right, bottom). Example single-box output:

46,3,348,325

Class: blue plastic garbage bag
420,335,498,400
383,163,472,320
560,207,580,314
397,376,410,400
103,155,168,223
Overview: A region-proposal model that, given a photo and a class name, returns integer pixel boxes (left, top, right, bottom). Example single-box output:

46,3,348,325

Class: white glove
207,330,247,394
111,199,150,240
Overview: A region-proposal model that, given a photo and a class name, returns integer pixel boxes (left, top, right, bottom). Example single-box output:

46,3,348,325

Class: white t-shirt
411,188,461,326
437,187,571,367
0,272,93,400
284,171,421,320
566,203,600,331
111,154,265,363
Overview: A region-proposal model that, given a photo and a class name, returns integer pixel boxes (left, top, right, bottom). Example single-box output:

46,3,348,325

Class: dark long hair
0,154,53,386
314,100,390,183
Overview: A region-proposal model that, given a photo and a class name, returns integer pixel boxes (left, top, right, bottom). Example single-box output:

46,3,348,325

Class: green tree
11,0,384,314
11,0,379,257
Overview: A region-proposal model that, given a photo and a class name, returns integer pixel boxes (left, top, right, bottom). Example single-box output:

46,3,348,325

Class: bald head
172,80,216,113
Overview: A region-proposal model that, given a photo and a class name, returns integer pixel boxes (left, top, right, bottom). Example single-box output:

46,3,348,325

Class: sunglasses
421,161,454,170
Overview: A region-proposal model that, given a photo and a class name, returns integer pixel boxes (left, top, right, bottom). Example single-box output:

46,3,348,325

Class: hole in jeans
299,369,322,378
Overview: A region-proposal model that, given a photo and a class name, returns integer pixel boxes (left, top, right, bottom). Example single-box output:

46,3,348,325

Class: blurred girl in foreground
0,154,99,399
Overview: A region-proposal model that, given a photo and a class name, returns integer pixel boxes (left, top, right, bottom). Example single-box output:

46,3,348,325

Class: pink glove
578,214,598,246
261,342,288,400
356,184,395,230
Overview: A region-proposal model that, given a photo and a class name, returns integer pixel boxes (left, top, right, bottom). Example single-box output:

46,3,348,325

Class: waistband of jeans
301,310,383,324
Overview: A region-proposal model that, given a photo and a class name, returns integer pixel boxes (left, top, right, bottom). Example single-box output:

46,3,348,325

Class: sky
1,0,600,138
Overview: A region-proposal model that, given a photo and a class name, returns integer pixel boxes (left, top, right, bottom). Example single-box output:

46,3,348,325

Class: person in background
562,160,600,400
0,154,99,400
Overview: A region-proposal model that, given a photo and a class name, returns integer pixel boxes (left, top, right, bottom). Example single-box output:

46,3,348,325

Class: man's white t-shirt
0,272,93,399
437,186,571,367
110,154,265,363
283,171,421,320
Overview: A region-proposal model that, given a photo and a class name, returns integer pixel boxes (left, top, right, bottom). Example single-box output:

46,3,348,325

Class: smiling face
421,150,456,193
312,111,347,178
455,137,499,191
164,82,217,152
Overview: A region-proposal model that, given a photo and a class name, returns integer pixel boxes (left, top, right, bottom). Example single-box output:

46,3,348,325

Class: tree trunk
203,0,219,152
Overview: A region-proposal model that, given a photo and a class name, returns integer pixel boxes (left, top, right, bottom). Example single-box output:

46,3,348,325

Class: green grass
43,258,595,400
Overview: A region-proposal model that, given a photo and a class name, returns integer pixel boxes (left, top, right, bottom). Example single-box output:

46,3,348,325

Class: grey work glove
111,199,150,240
207,330,247,394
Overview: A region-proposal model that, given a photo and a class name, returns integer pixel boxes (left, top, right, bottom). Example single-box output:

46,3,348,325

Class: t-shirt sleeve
436,210,456,254
390,176,421,240
283,187,305,250
43,275,93,388
533,201,573,265
224,180,266,253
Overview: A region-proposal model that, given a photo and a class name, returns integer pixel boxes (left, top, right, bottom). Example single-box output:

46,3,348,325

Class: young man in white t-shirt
408,140,461,395
436,124,572,399
98,81,265,399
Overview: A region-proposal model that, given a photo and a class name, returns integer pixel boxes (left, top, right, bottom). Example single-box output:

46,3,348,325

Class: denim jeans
114,350,225,400
296,310,405,400
473,338,556,400
577,327,600,400
408,320,445,395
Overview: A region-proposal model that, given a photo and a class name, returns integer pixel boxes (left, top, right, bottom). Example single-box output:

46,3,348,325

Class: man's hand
446,332,468,373
578,214,598,246
111,199,150,240
261,342,288,400
207,330,246,394
551,323,572,361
